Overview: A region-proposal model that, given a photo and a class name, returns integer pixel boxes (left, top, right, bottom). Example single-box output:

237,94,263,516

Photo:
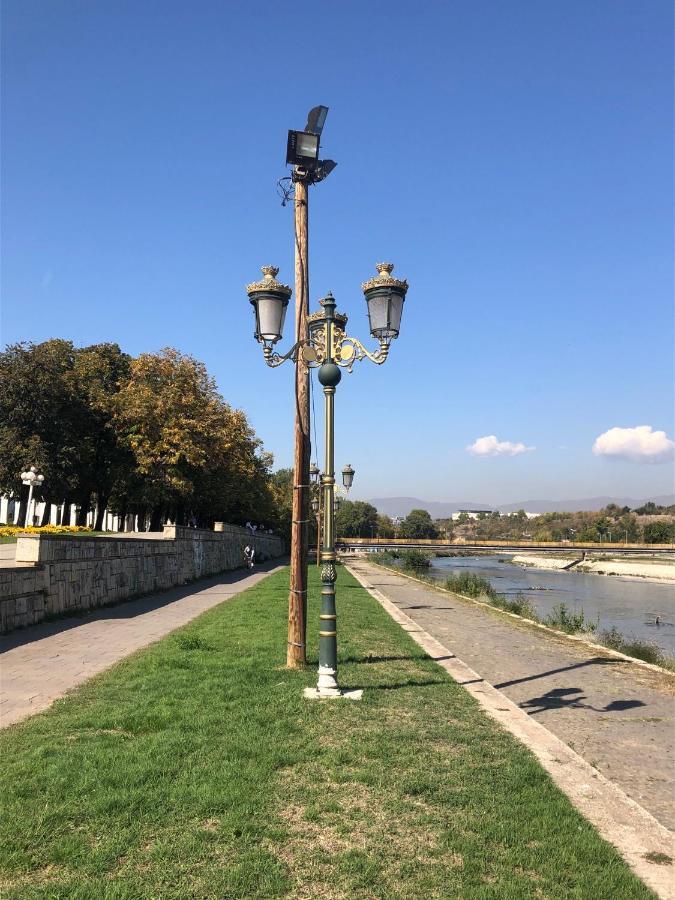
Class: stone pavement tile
349,559,675,834
0,562,286,729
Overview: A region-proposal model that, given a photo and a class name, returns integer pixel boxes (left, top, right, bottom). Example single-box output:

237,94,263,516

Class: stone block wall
0,525,284,633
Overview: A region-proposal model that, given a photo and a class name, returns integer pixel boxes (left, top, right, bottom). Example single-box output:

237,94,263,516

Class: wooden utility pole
287,178,310,667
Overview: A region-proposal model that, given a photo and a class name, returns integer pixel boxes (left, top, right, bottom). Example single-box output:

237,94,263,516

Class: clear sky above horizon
2,0,673,505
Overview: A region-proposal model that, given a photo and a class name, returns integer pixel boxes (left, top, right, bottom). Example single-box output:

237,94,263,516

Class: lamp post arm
334,334,390,371
262,339,305,368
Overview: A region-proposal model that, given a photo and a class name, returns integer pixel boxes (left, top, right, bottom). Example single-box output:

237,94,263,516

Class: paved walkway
0,561,286,728
0,543,18,567
348,559,675,832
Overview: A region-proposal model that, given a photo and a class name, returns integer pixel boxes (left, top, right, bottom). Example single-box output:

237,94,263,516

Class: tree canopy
334,500,379,538
399,508,438,539
0,341,285,531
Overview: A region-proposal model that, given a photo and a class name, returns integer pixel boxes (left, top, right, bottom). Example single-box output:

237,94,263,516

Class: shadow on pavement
495,656,620,690
520,686,647,716
0,559,287,654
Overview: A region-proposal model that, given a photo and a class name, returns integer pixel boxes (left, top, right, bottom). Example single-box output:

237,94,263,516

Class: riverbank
512,553,675,584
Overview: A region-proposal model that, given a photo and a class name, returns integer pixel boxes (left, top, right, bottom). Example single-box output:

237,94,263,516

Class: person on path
243,545,255,569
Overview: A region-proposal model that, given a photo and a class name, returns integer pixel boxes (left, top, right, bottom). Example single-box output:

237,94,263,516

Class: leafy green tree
376,514,395,538
113,348,275,529
269,468,293,540
643,521,674,544
0,340,85,525
399,508,438,539
334,500,378,538
71,343,133,528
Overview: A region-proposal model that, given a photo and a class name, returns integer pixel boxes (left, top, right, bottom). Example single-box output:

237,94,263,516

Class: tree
112,348,274,529
334,500,378,538
0,340,85,525
70,343,133,528
399,508,438,539
376,514,395,538
270,468,294,540
643,521,674,544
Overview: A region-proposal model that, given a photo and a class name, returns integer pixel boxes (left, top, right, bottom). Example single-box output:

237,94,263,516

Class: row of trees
0,340,289,532
334,501,675,544
457,507,675,544
334,503,440,539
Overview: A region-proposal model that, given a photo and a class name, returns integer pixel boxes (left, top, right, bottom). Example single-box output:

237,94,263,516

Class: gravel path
348,558,675,832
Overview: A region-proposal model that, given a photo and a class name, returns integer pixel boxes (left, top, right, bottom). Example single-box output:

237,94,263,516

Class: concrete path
0,561,286,728
348,559,675,832
0,544,17,565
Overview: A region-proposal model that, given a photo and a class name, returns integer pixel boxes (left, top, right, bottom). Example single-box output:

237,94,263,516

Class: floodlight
305,105,329,136
286,130,320,167
314,159,337,182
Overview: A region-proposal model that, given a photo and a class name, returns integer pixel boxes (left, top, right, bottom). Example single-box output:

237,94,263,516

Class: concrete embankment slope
513,553,675,583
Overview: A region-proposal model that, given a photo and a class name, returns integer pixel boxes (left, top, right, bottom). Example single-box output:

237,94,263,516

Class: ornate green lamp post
247,262,409,697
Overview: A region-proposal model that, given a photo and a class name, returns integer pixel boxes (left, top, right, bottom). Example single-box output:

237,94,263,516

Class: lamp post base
303,686,363,701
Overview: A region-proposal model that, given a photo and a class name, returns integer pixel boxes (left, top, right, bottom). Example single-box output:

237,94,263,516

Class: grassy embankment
0,565,653,898
374,551,675,671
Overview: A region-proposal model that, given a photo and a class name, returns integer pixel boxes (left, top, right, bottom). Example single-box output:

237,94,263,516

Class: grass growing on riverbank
0,566,653,898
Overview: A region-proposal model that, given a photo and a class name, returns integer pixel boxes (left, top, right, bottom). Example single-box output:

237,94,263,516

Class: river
426,554,675,655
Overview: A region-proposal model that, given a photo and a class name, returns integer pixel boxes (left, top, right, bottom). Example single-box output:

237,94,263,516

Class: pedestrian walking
243,544,255,569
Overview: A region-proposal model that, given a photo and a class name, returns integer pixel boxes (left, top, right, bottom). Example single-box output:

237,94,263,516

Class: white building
451,509,494,521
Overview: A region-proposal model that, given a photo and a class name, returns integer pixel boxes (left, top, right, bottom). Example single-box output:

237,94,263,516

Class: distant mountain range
368,495,675,518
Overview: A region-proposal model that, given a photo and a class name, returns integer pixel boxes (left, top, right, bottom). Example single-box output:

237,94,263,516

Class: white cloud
467,435,535,457
592,425,675,464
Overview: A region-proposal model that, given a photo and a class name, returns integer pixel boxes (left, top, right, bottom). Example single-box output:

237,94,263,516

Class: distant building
451,509,493,521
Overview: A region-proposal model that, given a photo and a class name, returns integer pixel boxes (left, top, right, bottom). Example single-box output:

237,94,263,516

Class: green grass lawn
0,565,652,899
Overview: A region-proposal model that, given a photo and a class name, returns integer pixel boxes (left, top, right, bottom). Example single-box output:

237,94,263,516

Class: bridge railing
336,537,675,551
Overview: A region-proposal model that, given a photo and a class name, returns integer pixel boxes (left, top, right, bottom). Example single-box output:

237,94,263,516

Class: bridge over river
335,538,675,555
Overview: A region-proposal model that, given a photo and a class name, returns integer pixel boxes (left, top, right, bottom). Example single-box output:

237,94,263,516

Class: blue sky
2,0,673,505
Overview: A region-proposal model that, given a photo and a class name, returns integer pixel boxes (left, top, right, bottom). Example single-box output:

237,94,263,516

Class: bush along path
0,565,659,898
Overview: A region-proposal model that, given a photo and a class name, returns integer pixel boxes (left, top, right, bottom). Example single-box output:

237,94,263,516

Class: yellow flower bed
0,525,94,537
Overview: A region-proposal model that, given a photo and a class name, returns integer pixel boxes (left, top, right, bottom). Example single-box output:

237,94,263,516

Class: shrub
491,593,537,618
0,525,94,537
444,571,497,600
399,550,431,570
599,627,669,667
545,603,595,634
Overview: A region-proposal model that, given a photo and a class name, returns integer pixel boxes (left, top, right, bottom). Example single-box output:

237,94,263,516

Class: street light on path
247,263,408,697
283,105,337,671
311,464,355,567
20,467,45,527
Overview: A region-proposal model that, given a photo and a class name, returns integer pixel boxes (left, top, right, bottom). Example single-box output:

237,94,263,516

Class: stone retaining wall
0,525,284,633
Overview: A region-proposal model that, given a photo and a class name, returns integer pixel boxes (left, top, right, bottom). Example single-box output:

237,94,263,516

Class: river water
426,555,675,655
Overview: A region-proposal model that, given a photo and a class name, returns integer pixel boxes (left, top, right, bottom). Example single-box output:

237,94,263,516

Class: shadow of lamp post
247,263,409,698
